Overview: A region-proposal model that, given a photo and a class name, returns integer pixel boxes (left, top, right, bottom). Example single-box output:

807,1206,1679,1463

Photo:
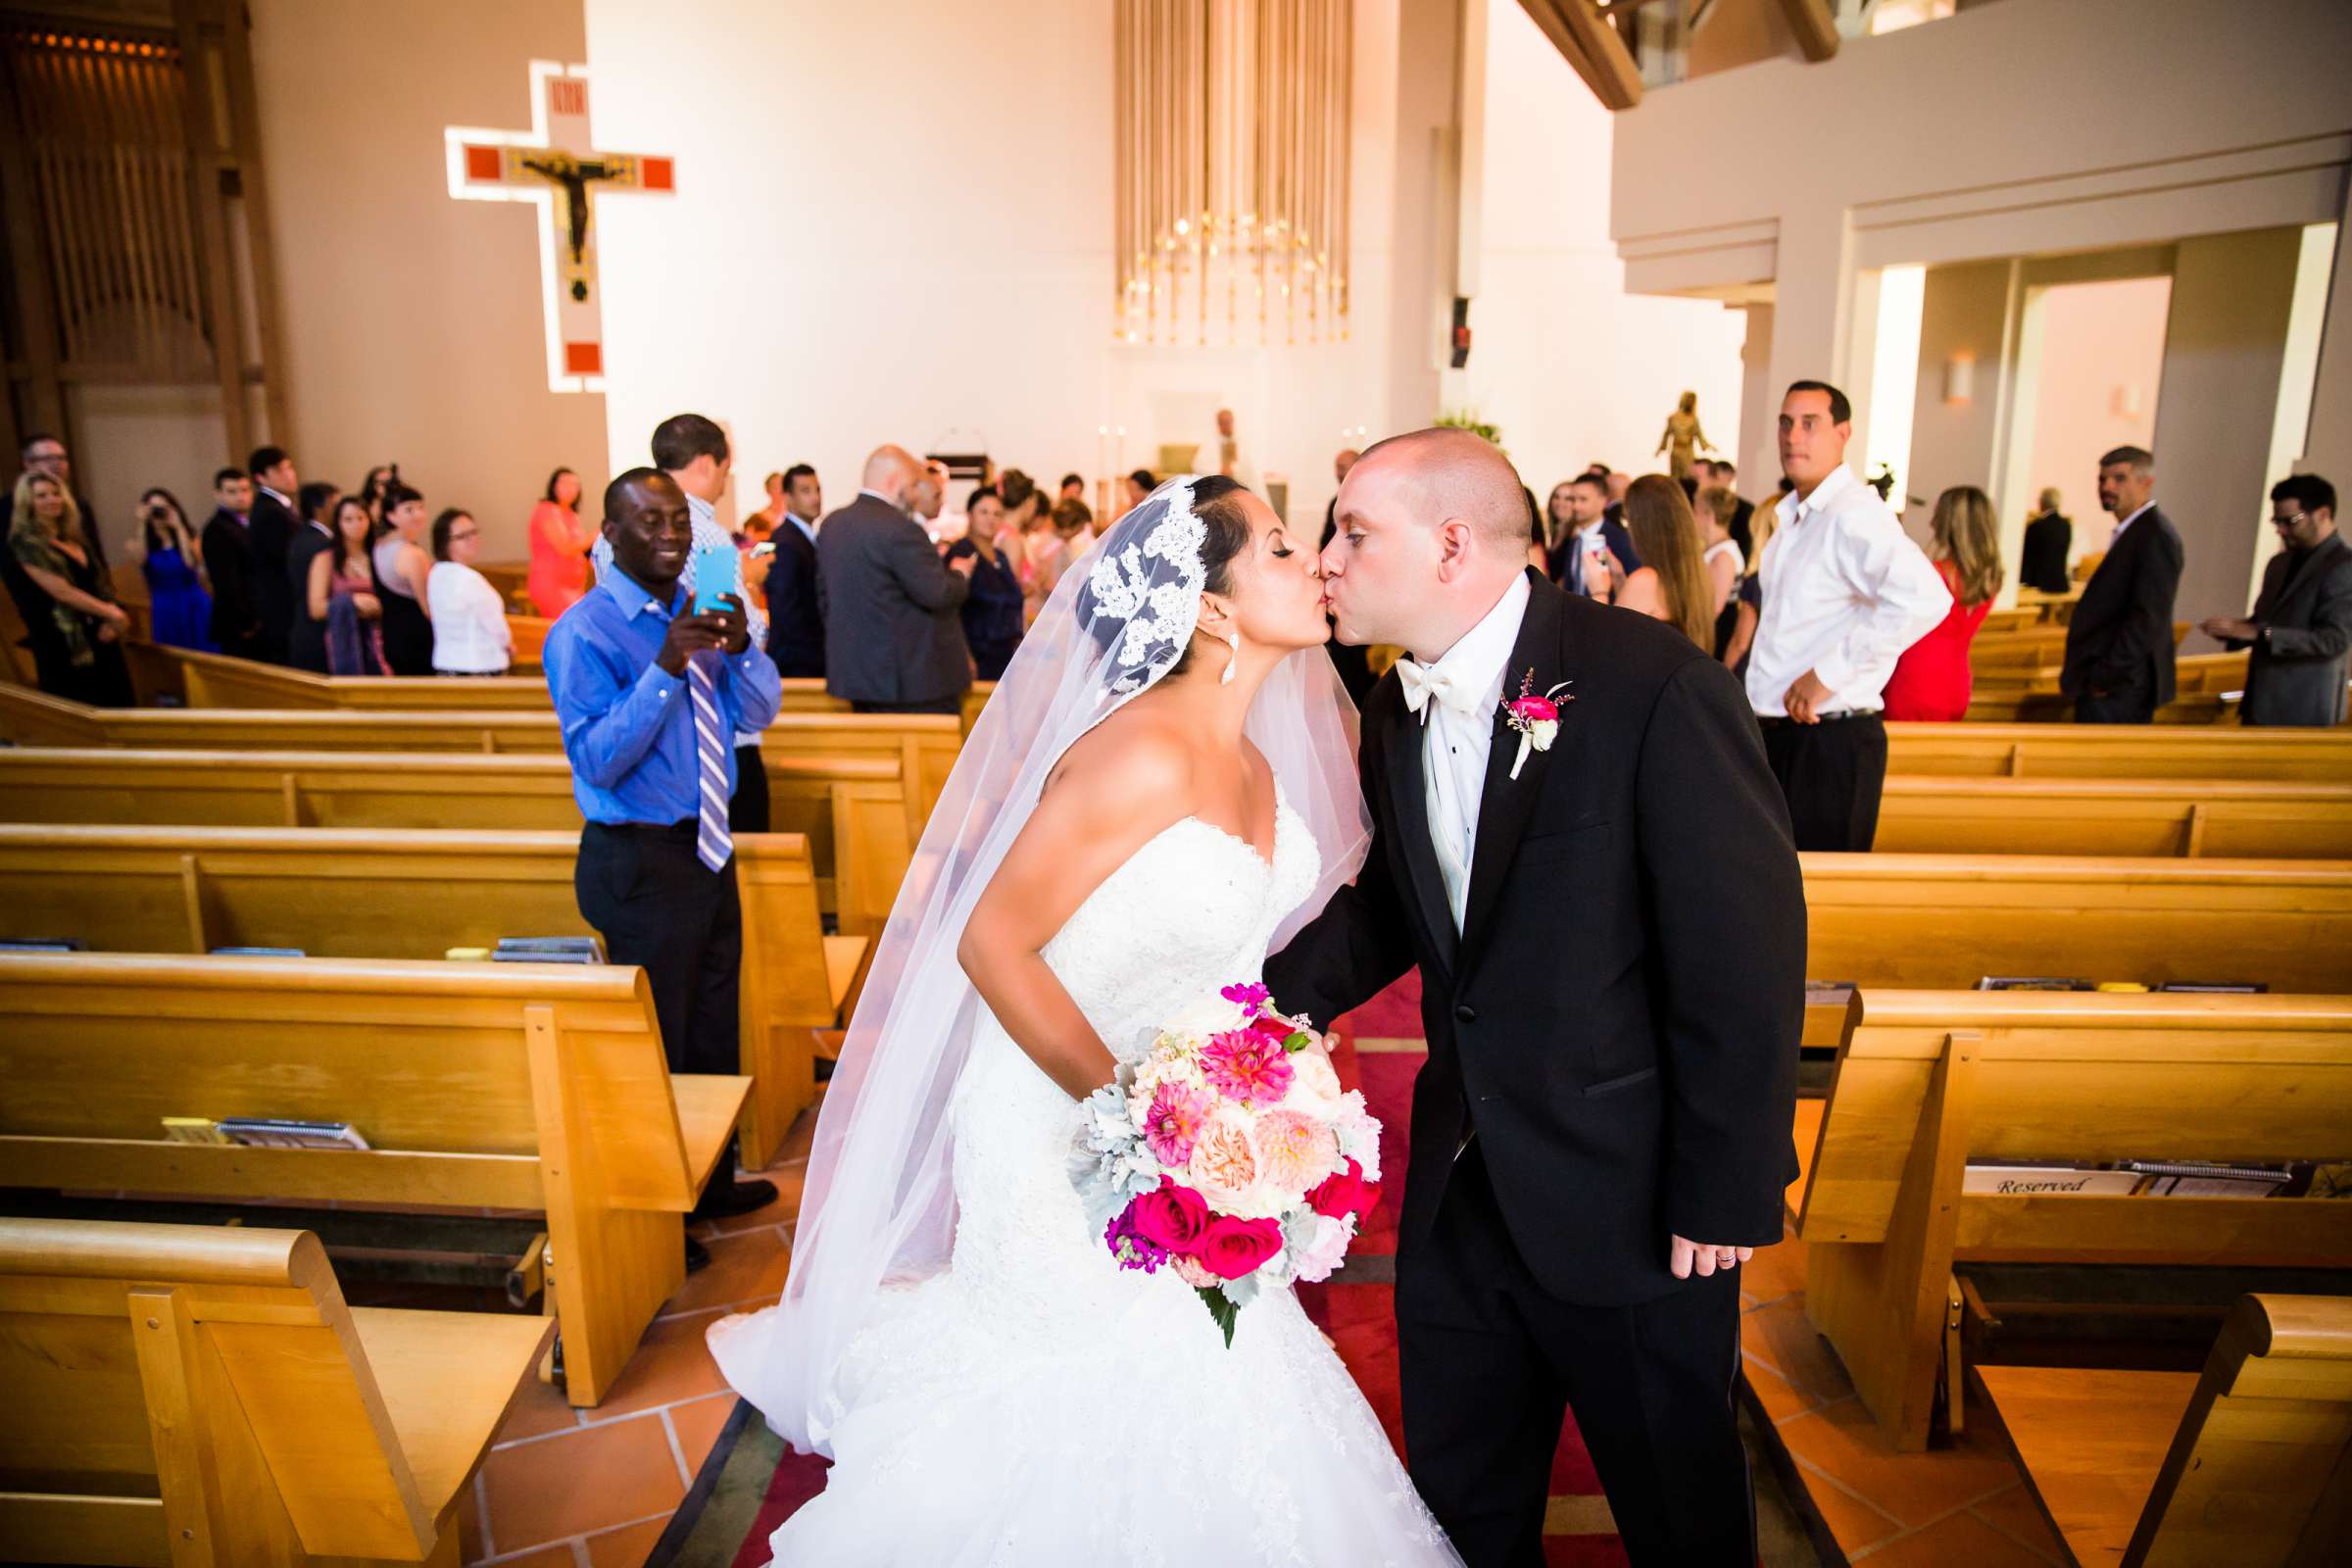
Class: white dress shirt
593,493,770,744
1409,571,1531,932
2109,500,2154,543
1743,466,1950,717
426,561,514,673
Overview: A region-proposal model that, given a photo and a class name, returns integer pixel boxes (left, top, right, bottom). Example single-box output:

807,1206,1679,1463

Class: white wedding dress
758,789,1460,1566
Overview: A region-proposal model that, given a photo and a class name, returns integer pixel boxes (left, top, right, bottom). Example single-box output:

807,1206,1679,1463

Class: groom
1267,428,1804,1566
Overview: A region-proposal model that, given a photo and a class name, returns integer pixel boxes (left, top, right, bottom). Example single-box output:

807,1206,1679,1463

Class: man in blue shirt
546,467,783,1225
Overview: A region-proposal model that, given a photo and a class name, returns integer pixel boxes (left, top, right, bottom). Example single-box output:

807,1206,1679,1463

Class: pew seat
1975,1293,2351,1567
0,1216,555,1565
0,823,855,1163
1792,988,2352,1448
0,952,753,1405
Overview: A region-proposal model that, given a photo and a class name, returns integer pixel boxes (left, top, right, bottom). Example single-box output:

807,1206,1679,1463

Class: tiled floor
459,1123,812,1567
1740,1224,2071,1565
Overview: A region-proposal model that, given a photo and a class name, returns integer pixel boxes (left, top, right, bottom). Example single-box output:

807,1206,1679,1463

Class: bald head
861,444,918,502
1348,427,1531,551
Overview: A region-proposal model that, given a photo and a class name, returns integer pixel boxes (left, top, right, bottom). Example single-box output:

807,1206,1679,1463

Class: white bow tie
1396,658,1483,723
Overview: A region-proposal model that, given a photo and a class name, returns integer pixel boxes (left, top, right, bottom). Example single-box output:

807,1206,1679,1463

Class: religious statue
1655,390,1717,482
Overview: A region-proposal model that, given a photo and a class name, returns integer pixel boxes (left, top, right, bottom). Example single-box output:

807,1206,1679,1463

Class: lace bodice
1039,792,1320,1060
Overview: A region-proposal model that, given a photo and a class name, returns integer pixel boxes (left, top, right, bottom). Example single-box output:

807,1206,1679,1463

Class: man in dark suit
282,479,338,672
1268,428,1803,1566
2019,487,2073,594
1544,470,1639,595
2200,473,2352,726
816,445,974,714
200,466,266,660
245,445,300,663
2061,446,2183,723
19,431,109,577
764,463,826,677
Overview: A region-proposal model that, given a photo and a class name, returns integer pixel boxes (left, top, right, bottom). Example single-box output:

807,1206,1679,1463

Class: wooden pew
1804,854,2352,993
1978,606,2042,637
1967,619,2187,672
1975,1293,2351,1567
0,824,862,1164
0,1217,554,1566
167,644,863,713
0,745,914,937
1875,776,2352,859
0,684,965,820
1791,988,2352,1449
508,613,550,664
1886,722,2352,783
1965,653,2249,723
0,951,752,1406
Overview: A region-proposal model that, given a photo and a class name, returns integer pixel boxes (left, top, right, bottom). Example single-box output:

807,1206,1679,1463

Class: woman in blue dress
128,487,216,652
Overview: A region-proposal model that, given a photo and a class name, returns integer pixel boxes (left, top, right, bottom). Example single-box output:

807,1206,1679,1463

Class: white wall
2023,277,2169,559
248,0,609,559
1447,0,1747,498
583,0,1410,533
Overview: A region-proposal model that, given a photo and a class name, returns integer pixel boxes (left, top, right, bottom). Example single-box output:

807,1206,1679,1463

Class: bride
709,476,1460,1565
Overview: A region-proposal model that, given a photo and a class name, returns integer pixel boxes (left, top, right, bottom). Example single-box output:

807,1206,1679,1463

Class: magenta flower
1200,1029,1297,1108
1105,1201,1169,1274
1220,981,1271,1017
1142,1080,1215,1168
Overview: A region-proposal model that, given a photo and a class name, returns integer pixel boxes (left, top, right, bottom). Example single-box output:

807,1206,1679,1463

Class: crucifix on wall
445,62,673,392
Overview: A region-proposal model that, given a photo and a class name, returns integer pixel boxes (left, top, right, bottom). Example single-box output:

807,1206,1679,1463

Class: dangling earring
1221,630,1241,686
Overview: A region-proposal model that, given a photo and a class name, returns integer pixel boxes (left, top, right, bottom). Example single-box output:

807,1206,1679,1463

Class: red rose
1306,1156,1377,1221
1196,1214,1286,1280
1129,1179,1212,1255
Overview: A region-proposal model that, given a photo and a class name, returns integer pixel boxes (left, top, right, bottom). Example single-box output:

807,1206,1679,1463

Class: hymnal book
496,936,605,964
214,1118,370,1152
1977,977,2090,991
2124,1160,2291,1197
162,1117,232,1144
1962,1163,2144,1197
0,937,84,952
1804,979,1857,1007
211,946,307,957
2156,982,2269,994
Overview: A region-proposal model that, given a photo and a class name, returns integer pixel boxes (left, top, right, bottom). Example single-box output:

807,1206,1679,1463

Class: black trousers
1760,711,1887,853
850,695,962,715
2074,683,2156,724
1396,1147,1752,1567
730,744,770,834
574,822,746,1198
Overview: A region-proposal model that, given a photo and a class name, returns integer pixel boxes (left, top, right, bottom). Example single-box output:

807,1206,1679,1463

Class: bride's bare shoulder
1045,701,1197,812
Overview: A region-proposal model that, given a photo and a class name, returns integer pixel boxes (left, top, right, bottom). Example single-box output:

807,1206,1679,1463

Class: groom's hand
1670,1236,1753,1279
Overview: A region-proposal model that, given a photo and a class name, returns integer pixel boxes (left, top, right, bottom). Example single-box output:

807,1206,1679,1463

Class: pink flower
1201,1029,1296,1108
1186,1105,1265,1212
1129,1179,1212,1255
1307,1156,1378,1221
1508,695,1558,723
1220,982,1271,1017
1141,1080,1214,1168
1171,1252,1219,1289
1253,1107,1341,1197
1197,1214,1286,1280
1292,1212,1355,1283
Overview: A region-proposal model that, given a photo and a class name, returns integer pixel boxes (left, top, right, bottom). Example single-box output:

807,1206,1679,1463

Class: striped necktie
686,650,732,871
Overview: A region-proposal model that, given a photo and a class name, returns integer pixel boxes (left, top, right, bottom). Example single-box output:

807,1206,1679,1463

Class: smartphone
690,541,740,615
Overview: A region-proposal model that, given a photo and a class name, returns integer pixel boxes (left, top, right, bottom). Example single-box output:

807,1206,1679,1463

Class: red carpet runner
733,974,1624,1565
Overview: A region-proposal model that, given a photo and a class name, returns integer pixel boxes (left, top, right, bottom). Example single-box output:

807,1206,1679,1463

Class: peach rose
1185,1105,1264,1213
1280,1047,1347,1119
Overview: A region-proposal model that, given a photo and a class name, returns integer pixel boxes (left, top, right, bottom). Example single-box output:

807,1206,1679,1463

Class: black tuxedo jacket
1266,571,1804,1306
283,521,334,672
201,510,262,655
247,488,298,661
764,519,825,678
815,493,970,705
2061,505,2183,705
2019,512,2072,595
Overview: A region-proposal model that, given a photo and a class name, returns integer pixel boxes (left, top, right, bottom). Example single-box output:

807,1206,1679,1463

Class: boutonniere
1501,670,1573,779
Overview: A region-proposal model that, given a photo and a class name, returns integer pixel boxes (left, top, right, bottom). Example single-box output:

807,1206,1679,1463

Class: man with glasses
18,433,109,573
2199,474,2352,726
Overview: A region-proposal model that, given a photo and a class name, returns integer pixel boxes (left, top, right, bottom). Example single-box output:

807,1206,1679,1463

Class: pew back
1875,776,2352,858
0,1216,554,1565
0,952,751,1404
1794,988,2352,1448
1803,854,2352,994
1886,723,2352,783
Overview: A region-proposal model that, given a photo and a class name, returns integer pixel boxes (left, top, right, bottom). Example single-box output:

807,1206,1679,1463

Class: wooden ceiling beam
1776,0,1840,62
1515,0,1642,112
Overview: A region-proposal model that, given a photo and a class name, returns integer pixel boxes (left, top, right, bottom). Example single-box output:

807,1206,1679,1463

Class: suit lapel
1459,571,1567,965
1383,695,1460,978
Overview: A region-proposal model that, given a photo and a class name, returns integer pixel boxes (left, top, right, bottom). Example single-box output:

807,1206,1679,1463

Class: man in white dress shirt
1744,381,1949,852
593,414,774,832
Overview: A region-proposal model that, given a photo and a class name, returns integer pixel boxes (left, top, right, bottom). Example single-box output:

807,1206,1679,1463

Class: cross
444,62,673,393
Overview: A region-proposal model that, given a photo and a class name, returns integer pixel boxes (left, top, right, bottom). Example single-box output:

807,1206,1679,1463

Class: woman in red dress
1886,485,2002,721
526,466,595,618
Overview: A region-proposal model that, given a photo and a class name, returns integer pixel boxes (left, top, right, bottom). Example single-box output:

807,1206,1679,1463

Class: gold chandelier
1114,0,1352,346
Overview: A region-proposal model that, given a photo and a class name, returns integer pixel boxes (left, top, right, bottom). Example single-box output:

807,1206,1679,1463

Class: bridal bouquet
1073,982,1383,1347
